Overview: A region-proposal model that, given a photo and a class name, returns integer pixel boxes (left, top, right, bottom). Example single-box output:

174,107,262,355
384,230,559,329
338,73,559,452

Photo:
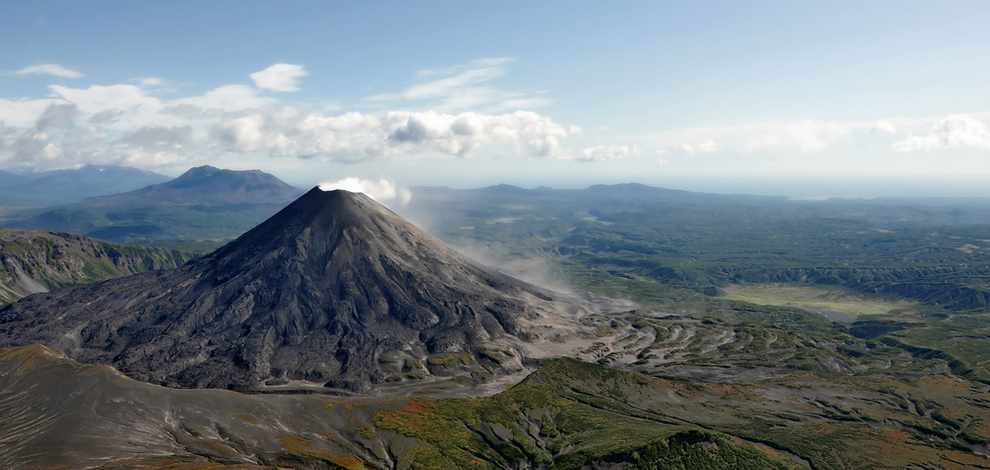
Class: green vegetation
0,228,195,304
372,358,801,470
369,353,990,469
3,204,283,248
402,186,990,313
628,432,798,470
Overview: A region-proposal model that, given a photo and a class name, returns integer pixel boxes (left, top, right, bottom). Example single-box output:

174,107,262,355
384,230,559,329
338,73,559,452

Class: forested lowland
400,184,990,313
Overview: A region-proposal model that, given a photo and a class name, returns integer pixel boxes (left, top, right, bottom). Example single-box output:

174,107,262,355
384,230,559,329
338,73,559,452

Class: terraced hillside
0,228,193,304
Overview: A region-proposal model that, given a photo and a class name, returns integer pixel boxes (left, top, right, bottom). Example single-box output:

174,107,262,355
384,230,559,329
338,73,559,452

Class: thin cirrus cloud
16,63,85,79
404,58,509,100
653,115,990,157
362,58,551,113
651,119,872,155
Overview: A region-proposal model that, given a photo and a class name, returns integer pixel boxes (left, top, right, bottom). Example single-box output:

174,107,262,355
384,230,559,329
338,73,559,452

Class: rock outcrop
0,228,192,304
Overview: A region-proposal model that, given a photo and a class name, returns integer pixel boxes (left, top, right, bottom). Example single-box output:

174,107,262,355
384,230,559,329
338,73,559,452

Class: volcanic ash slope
0,188,603,392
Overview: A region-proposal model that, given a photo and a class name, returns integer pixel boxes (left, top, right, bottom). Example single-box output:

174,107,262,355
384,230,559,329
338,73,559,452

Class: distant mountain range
2,165,305,249
0,169,20,187
80,165,304,207
0,165,171,207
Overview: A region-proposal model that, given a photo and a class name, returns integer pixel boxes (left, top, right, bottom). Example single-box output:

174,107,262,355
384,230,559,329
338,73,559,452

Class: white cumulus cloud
49,84,158,115
697,140,717,153
384,110,568,158
174,85,277,112
209,109,571,162
872,121,897,134
0,98,64,127
250,64,308,92
575,145,636,162
0,62,576,170
319,177,412,206
891,114,990,152
678,140,717,155
16,64,85,78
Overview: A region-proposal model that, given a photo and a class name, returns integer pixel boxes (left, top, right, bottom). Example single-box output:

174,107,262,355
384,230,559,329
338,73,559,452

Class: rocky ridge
0,228,193,304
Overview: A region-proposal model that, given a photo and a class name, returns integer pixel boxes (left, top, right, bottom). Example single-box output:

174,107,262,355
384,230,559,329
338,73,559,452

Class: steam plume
319,177,412,207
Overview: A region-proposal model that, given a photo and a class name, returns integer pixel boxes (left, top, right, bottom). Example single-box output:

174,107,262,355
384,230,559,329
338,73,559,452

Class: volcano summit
0,188,593,392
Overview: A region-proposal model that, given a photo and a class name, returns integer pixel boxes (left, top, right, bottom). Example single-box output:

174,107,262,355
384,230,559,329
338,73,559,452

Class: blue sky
2,1,990,197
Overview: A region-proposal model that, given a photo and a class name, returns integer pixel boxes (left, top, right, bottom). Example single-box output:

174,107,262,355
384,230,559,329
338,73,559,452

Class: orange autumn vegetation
279,435,369,470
